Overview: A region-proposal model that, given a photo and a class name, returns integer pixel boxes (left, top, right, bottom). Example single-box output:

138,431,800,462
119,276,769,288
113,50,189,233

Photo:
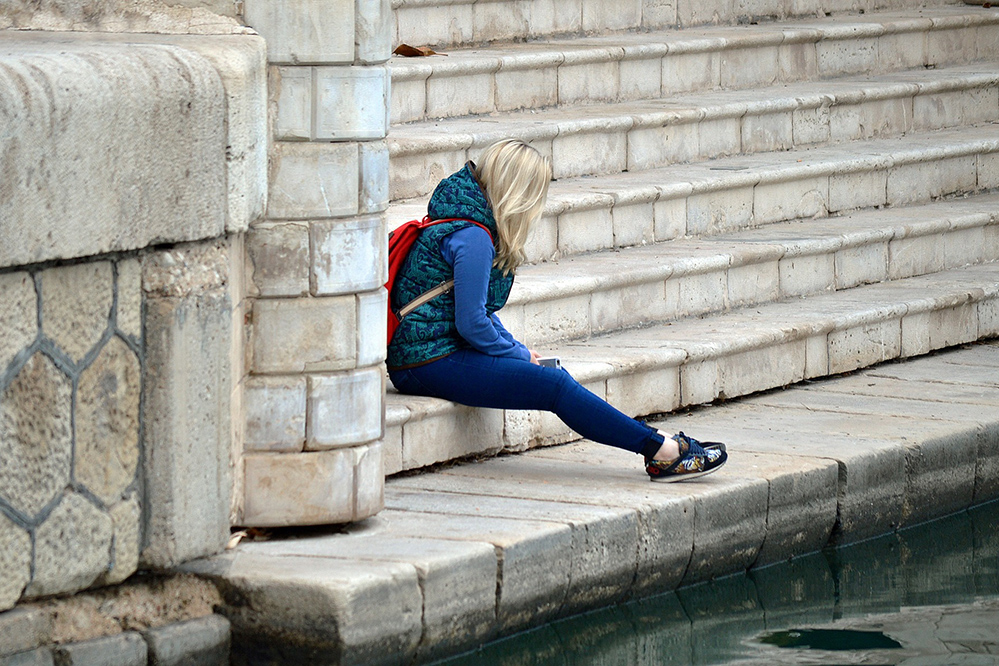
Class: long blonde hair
475,139,552,275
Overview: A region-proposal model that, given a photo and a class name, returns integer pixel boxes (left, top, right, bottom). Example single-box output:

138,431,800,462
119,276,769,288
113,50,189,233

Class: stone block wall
0,263,141,608
2,0,390,614
238,0,391,527
0,244,245,609
0,30,266,610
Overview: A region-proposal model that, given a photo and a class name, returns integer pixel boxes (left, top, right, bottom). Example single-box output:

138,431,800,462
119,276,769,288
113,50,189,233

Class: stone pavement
187,340,999,666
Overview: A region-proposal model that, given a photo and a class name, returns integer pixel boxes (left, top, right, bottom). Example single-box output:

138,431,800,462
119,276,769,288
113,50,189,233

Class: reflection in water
759,629,903,650
438,501,999,666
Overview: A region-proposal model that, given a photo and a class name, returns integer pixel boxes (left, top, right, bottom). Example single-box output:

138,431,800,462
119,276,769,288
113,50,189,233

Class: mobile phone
538,356,561,369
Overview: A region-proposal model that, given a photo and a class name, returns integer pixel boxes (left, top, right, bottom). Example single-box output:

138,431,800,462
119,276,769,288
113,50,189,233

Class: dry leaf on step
394,44,445,57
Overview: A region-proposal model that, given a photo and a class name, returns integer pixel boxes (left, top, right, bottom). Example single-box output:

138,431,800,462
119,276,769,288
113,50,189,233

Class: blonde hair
475,139,552,275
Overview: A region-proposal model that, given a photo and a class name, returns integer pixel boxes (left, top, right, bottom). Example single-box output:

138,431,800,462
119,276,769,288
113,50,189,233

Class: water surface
438,501,999,665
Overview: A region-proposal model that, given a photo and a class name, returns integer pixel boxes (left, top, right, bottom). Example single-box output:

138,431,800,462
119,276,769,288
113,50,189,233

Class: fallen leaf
394,44,444,57
226,531,247,549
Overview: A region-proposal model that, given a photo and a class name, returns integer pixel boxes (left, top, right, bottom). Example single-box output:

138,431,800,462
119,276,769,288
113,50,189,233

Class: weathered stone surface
244,376,307,452
828,318,902,374
0,271,36,376
142,242,232,568
143,615,230,666
243,0,354,64
242,451,354,527
76,337,141,506
38,575,220,646
40,262,113,365
356,288,388,367
267,142,359,220
735,452,839,566
400,400,504,470
679,474,769,586
377,508,573,632
173,34,268,233
195,553,421,665
0,607,50,658
382,486,646,628
314,66,389,140
0,514,31,611
214,338,999,663
520,440,699,594
814,371,999,405
0,353,72,519
102,496,141,586
356,0,392,64
240,534,497,661
659,404,910,545
27,493,113,598
0,647,54,666
306,369,383,450
352,443,384,520
251,296,356,374
393,453,645,613
272,66,311,140
245,222,310,297
0,0,248,31
749,387,986,526
142,242,229,299
52,632,146,666
310,216,386,296
867,350,999,387
359,141,390,215
0,40,226,269
115,259,142,342
3,31,265,234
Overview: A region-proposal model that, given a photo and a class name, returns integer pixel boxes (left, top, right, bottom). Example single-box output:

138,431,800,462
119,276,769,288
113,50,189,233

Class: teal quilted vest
387,164,515,369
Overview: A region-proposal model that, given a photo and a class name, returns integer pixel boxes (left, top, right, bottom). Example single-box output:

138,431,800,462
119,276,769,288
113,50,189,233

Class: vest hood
427,162,497,233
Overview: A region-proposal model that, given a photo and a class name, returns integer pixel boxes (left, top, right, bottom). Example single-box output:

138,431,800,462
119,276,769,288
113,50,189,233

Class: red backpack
386,216,493,344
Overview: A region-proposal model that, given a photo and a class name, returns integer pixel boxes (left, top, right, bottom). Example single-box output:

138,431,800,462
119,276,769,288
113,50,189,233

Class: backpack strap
395,217,494,320
417,216,493,240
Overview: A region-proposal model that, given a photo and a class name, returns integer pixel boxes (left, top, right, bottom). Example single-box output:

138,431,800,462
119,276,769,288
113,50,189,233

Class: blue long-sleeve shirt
440,226,532,362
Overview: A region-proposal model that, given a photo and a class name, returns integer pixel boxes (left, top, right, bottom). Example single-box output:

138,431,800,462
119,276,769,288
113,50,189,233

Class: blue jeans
389,349,664,457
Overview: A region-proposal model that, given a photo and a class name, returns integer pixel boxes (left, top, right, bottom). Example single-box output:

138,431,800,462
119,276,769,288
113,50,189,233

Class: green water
437,501,999,665
758,629,902,650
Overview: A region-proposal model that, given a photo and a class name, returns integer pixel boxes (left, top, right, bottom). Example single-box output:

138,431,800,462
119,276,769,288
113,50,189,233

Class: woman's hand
529,350,542,365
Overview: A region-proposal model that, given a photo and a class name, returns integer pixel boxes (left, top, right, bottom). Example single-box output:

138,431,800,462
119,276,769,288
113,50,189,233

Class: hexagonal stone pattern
0,271,36,375
102,495,141,586
0,353,72,518
0,512,30,611
76,337,141,506
41,262,113,364
26,493,113,598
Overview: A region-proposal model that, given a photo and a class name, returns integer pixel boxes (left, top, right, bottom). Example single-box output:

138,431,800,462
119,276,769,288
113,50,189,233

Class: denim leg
390,350,662,455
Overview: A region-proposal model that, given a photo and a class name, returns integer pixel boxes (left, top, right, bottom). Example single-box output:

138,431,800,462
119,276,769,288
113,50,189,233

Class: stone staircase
382,0,999,476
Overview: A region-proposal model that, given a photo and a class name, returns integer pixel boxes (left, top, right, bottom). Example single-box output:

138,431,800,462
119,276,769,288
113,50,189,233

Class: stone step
383,261,999,474
503,195,999,347
391,0,974,49
197,341,999,664
391,7,999,124
391,124,999,263
390,64,999,200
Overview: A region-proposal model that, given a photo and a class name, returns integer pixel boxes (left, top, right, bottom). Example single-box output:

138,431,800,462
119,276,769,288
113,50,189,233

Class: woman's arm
441,226,532,361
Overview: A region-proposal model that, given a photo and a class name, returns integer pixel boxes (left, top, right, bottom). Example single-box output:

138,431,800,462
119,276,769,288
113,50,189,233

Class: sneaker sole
647,460,727,483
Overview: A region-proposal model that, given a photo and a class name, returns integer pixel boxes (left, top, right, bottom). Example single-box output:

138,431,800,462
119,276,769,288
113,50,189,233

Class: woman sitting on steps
387,138,728,481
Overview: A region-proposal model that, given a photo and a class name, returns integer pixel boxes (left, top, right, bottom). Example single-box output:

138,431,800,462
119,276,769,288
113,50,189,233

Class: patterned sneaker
646,432,728,482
